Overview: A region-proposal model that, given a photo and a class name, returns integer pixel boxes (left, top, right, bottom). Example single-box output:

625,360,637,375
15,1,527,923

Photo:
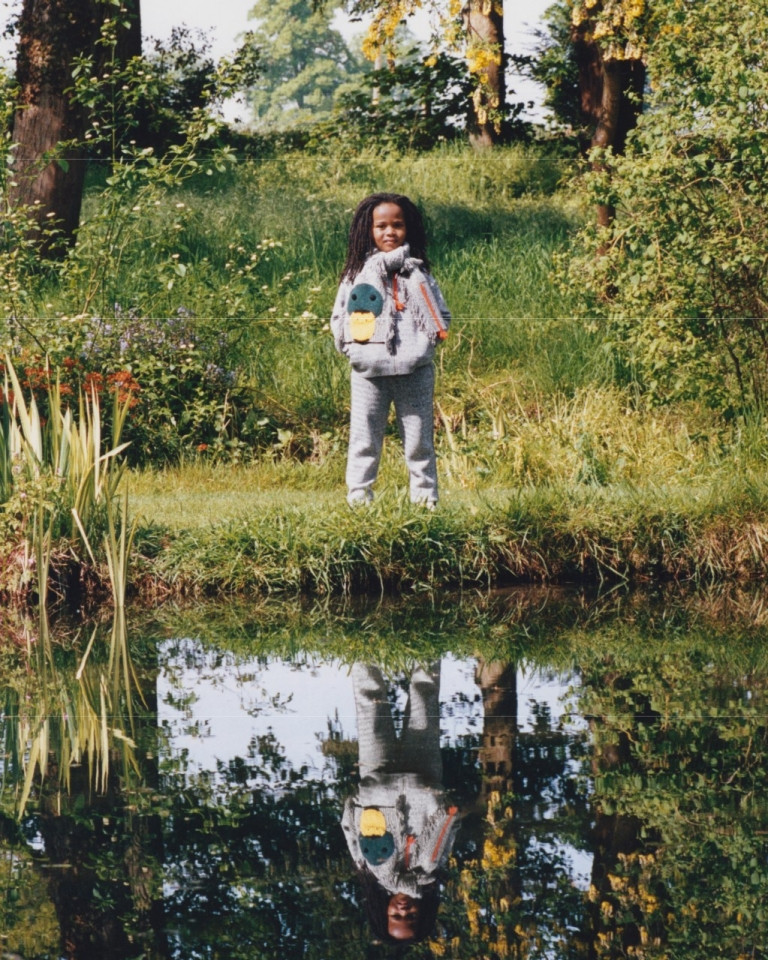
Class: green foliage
560,0,768,412
244,0,363,130
70,16,260,154
330,50,471,151
527,0,589,139
0,356,132,600
578,640,768,957
4,4,585,473
131,466,768,596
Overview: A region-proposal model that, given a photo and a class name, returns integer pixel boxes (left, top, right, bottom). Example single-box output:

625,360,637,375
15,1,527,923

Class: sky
140,0,552,119
1,0,552,120
140,0,552,59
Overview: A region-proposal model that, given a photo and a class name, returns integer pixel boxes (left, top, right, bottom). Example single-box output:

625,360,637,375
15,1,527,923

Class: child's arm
341,797,365,865
330,281,350,355
426,274,451,330
407,805,461,874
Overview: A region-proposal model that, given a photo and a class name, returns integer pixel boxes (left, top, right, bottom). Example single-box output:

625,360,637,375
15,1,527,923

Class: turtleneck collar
369,242,412,276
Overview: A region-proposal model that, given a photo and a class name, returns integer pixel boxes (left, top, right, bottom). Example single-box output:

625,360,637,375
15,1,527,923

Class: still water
2,588,768,959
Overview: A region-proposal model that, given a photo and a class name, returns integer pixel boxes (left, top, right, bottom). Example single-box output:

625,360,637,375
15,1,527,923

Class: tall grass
7,143,591,454
132,472,768,597
8,141,768,592
170,145,588,440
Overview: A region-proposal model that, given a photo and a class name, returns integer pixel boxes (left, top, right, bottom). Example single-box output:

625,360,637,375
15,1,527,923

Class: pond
2,587,768,959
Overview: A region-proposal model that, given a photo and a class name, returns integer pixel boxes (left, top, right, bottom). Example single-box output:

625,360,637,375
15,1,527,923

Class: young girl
341,662,460,944
331,193,451,506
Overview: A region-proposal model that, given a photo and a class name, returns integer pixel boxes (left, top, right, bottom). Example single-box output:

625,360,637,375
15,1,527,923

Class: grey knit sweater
331,244,451,378
341,776,460,896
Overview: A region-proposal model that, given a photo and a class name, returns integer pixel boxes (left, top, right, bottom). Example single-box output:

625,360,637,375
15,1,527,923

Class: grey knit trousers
351,661,443,785
347,363,437,504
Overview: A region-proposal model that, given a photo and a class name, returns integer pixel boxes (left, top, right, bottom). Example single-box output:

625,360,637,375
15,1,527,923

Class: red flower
107,370,141,408
83,371,105,394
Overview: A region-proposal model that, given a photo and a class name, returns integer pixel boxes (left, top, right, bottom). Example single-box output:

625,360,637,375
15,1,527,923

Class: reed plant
3,607,142,817
0,355,134,603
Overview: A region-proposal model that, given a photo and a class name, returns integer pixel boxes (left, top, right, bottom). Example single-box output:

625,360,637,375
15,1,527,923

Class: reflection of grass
5,607,141,817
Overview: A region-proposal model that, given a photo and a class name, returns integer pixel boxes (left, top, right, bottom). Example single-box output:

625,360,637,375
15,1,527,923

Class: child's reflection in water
342,661,460,944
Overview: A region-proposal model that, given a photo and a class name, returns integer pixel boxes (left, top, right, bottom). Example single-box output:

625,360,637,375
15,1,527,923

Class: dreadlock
341,193,430,281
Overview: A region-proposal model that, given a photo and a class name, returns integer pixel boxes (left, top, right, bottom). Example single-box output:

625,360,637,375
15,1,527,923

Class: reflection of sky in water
158,641,581,776
158,640,592,887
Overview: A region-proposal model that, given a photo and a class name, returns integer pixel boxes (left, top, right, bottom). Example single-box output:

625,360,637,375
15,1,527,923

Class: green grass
7,140,768,596
130,473,768,597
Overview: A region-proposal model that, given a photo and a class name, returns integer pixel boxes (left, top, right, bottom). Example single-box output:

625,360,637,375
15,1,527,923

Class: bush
560,0,768,413
329,51,472,152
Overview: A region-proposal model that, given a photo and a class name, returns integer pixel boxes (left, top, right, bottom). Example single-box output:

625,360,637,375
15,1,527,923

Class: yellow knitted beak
350,311,377,343
360,807,387,836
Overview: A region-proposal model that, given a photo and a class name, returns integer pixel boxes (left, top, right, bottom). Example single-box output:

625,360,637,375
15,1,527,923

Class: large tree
245,0,361,130
349,0,508,146
9,0,141,251
569,0,649,227
563,0,768,411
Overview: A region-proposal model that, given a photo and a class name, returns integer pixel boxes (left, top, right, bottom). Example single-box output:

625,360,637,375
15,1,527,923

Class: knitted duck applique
348,282,383,342
359,806,395,866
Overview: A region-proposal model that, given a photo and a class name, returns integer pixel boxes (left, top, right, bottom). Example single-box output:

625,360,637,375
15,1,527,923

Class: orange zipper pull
392,275,405,311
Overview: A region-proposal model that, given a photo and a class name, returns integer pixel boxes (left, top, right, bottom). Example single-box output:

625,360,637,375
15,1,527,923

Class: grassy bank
129,464,768,597
6,142,768,599
128,374,768,596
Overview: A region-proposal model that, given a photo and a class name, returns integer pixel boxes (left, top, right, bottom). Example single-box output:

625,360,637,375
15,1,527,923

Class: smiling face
371,202,407,253
387,893,421,941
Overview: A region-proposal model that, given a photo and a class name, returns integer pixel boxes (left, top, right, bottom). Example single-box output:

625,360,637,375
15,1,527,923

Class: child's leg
400,661,443,783
351,662,397,781
347,371,392,503
392,364,438,503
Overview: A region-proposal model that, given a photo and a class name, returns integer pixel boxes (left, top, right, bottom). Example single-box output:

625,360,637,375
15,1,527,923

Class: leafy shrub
560,0,768,413
76,308,256,464
330,51,472,152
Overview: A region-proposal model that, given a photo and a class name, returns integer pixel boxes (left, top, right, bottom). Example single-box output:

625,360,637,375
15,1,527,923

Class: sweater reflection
342,661,460,946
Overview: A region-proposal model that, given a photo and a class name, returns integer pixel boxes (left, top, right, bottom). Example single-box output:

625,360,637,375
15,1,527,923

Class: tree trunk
572,22,645,231
475,659,518,801
113,0,142,66
10,0,141,254
462,0,505,148
591,58,624,229
591,57,645,228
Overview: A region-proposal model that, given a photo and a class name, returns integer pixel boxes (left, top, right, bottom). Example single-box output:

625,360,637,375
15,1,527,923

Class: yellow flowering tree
568,0,654,225
354,0,507,146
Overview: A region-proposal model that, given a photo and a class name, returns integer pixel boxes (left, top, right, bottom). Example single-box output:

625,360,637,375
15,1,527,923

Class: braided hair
341,193,430,281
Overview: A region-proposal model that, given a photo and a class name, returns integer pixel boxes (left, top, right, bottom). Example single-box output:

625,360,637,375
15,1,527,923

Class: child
331,193,451,506
341,662,460,944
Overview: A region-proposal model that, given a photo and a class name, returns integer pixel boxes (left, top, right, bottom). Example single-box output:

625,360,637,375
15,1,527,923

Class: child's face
371,202,407,253
387,893,420,941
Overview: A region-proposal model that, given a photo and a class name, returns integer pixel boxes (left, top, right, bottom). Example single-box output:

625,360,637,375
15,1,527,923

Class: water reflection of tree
578,647,768,958
437,659,591,960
